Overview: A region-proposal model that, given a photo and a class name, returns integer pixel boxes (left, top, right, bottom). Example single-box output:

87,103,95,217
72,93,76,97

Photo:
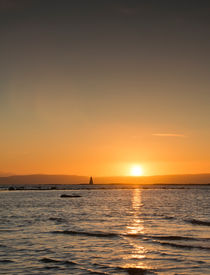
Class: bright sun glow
130,165,144,176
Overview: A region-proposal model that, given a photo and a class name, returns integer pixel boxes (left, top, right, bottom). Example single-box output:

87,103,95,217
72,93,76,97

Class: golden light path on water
123,189,149,270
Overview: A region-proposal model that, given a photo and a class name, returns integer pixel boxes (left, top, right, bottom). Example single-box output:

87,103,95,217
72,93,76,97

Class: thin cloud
152,133,186,138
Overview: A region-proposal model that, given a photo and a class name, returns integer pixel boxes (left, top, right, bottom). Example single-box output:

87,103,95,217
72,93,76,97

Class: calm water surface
0,185,210,274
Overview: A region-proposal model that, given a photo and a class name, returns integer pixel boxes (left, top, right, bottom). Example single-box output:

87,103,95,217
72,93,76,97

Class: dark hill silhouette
0,172,14,177
0,174,88,186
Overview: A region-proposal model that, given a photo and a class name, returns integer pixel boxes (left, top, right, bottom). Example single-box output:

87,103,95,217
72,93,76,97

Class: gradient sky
1,0,210,176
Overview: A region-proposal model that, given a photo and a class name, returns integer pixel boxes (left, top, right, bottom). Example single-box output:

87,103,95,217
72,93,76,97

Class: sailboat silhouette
89,176,93,185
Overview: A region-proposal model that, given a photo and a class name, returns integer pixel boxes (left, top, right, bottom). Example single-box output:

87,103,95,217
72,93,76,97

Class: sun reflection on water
123,188,148,269
127,188,144,235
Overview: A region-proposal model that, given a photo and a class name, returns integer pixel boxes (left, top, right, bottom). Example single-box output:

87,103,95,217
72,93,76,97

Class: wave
122,233,145,239
92,263,156,275
164,216,175,220
49,217,66,223
41,257,112,274
40,257,76,265
0,229,18,233
43,265,60,270
52,230,119,238
51,230,209,244
120,267,156,275
126,233,210,242
156,241,210,251
186,219,210,226
51,229,149,240
81,268,111,275
153,235,197,241
0,244,7,248
0,259,14,263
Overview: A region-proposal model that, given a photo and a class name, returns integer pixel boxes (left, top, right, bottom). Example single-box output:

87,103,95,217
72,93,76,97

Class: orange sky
1,1,210,177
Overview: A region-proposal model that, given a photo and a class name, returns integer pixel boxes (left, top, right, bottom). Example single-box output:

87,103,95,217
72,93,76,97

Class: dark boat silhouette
89,176,93,185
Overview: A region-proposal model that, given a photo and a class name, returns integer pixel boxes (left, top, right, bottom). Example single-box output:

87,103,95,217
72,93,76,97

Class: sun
130,165,143,176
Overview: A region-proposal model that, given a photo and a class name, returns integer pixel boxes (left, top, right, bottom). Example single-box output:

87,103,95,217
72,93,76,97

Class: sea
0,184,210,274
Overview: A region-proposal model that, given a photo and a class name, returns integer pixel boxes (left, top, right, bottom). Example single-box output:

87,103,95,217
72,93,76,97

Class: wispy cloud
152,133,186,138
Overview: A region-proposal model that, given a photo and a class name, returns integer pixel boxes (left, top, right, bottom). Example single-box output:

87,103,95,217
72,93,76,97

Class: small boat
89,176,93,185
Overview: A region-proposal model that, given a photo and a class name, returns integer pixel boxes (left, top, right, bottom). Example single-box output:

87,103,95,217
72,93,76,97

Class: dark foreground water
0,185,210,274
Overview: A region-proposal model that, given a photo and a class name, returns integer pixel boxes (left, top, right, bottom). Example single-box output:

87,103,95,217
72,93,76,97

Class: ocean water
0,185,210,274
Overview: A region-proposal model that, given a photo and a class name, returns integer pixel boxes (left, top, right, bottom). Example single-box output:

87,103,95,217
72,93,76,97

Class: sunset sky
1,0,210,176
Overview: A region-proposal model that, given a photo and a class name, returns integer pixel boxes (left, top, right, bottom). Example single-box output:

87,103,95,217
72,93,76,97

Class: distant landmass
0,174,88,186
0,172,14,177
0,173,210,186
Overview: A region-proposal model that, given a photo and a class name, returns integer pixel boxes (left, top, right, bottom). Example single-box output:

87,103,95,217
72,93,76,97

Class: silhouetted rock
16,186,24,190
126,267,148,275
8,186,15,191
60,194,81,198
